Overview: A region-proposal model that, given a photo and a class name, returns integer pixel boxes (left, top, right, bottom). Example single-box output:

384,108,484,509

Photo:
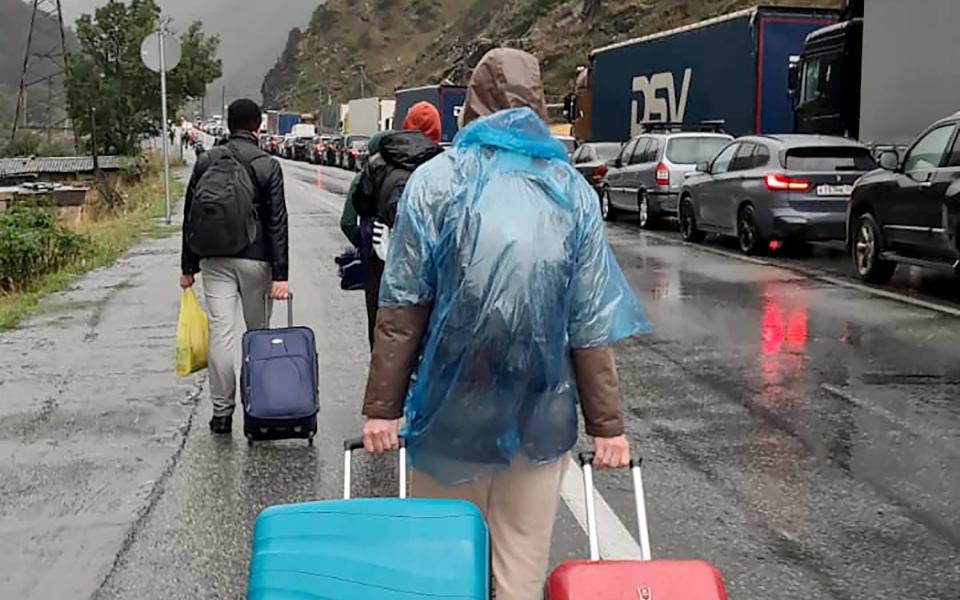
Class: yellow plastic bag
175,289,208,377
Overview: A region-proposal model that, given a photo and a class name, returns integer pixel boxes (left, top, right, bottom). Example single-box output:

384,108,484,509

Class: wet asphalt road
3,156,959,599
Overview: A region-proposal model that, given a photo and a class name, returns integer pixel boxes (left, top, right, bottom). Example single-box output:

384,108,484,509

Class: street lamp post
158,18,172,225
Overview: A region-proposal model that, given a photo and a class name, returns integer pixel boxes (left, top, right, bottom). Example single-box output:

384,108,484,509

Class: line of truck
261,85,467,144
569,0,960,153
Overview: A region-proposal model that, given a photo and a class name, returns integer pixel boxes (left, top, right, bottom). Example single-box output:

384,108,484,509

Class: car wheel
853,213,897,283
638,193,657,230
679,197,705,243
737,205,764,255
601,189,617,222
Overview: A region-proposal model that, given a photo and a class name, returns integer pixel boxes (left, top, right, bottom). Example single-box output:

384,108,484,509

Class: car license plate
816,184,853,196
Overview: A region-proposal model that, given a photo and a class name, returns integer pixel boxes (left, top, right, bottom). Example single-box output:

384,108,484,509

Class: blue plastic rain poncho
379,108,650,484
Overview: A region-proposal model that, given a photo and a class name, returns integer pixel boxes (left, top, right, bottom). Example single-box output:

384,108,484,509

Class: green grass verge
0,171,185,331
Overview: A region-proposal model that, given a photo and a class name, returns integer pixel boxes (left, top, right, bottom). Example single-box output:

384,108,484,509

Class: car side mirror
696,161,710,173
787,56,801,97
879,150,899,171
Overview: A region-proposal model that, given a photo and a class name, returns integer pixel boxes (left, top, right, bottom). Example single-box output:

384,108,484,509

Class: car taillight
655,163,670,186
591,164,608,181
765,173,811,191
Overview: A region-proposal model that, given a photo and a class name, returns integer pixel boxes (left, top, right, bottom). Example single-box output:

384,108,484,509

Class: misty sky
62,0,321,103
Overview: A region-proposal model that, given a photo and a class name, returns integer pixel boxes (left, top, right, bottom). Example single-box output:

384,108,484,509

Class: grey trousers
200,258,272,417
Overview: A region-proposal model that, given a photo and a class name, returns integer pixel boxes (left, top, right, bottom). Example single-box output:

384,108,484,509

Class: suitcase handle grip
577,451,651,562
342,436,407,500
343,437,407,452
264,291,294,328
577,452,640,470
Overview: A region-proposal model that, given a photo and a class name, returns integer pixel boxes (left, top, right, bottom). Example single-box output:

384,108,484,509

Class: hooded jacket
351,130,444,227
361,49,649,485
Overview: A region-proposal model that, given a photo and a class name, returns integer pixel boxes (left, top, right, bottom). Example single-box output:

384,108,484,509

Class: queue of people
179,49,648,600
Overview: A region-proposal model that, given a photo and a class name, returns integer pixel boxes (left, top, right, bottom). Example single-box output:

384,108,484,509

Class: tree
65,0,221,156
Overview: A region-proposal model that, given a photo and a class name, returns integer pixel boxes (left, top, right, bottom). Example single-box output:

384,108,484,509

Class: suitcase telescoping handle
343,437,407,500
577,452,652,562
263,291,294,328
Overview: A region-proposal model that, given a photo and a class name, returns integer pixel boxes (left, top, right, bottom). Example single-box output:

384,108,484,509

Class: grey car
601,132,732,228
571,142,622,197
679,134,876,254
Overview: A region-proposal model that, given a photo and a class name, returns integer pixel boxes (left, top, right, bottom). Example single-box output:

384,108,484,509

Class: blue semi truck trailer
394,85,467,144
276,112,301,136
583,6,838,142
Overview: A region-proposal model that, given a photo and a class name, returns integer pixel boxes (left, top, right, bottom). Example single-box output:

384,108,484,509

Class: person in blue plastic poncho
361,48,649,600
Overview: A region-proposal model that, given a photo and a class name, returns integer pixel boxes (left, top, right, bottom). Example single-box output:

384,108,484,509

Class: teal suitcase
247,439,490,599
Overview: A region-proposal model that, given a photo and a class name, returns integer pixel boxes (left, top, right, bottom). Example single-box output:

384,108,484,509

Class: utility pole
359,65,366,98
221,84,226,119
158,17,173,225
90,107,98,171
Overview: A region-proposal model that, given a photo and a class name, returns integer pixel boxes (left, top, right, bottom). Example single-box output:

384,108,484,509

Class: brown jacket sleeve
572,347,624,438
362,306,431,419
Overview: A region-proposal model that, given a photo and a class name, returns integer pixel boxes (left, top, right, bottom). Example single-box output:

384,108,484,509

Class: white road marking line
821,383,922,436
560,456,643,559
640,230,960,319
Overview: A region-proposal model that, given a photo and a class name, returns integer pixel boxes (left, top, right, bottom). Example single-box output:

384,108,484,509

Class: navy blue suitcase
240,293,319,445
247,439,490,599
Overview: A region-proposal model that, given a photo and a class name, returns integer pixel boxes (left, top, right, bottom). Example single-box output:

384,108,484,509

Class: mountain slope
263,0,841,112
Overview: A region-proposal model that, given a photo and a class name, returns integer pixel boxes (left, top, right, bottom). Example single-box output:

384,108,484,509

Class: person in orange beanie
351,101,445,346
401,101,442,143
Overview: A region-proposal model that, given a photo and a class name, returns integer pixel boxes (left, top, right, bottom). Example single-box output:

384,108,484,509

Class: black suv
848,112,960,283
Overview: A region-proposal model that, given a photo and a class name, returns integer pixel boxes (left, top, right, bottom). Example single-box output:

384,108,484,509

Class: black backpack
186,145,259,257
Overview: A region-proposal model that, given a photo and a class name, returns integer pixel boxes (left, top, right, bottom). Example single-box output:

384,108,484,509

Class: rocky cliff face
262,0,841,112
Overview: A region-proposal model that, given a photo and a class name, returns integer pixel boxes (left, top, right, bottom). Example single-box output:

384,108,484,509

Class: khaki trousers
412,455,568,600
200,257,273,417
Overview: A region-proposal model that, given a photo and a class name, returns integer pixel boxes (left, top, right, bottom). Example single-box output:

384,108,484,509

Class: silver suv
601,129,733,228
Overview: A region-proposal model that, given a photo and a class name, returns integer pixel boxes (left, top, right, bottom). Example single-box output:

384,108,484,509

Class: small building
0,155,133,187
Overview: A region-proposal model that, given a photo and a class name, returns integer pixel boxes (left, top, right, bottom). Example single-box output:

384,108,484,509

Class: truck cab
789,19,863,139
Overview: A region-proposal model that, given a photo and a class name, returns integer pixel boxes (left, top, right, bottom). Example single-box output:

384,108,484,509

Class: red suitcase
546,453,728,600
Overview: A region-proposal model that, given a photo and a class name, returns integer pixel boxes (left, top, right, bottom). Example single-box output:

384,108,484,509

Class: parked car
310,135,331,164
325,136,345,167
292,132,317,162
341,135,370,171
601,130,733,228
555,135,578,161
282,134,297,159
571,142,622,197
848,111,960,283
267,135,282,156
679,134,875,254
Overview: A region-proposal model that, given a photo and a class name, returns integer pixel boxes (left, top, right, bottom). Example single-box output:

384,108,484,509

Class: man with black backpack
179,98,290,435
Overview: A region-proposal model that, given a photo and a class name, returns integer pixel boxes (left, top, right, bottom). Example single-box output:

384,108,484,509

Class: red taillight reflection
765,173,811,191
591,164,608,181
655,163,670,186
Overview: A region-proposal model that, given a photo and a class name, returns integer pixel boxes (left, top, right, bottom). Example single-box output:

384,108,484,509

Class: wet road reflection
606,222,960,598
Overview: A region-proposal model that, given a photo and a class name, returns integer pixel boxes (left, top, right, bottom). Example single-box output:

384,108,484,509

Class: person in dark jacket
351,103,443,347
179,98,290,434
340,131,393,248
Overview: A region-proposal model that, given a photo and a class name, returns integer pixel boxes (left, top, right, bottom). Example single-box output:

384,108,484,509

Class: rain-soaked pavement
2,156,959,600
